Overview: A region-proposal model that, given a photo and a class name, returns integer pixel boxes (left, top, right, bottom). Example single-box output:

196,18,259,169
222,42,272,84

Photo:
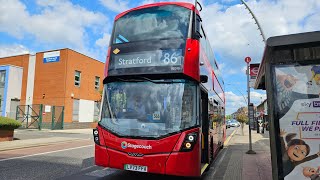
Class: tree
235,109,248,136
225,115,232,120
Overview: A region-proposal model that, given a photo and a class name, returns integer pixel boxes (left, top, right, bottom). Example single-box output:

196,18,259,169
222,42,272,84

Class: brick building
0,48,104,128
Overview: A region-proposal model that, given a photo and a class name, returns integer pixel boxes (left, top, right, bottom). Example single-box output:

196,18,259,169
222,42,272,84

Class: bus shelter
255,31,320,180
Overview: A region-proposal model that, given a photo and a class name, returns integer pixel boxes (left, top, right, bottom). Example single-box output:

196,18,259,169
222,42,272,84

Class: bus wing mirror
200,75,208,83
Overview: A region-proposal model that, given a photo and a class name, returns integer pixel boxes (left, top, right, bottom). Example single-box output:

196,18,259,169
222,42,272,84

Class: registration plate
124,164,148,172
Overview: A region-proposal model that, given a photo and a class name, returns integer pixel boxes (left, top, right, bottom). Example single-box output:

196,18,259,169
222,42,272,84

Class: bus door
200,89,209,165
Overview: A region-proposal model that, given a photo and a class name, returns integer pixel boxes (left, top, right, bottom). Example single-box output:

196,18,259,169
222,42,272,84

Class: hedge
0,116,21,130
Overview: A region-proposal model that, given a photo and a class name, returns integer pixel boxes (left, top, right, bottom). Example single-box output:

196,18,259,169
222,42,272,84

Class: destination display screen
108,49,184,75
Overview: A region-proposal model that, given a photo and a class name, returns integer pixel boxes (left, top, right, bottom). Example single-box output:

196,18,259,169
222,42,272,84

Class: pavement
0,128,93,151
206,125,272,180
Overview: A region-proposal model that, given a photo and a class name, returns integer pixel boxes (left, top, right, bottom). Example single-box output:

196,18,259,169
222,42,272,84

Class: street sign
244,56,251,63
43,51,60,63
250,64,260,76
249,63,260,88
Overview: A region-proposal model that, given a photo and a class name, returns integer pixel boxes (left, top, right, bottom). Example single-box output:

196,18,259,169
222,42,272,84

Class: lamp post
240,0,266,43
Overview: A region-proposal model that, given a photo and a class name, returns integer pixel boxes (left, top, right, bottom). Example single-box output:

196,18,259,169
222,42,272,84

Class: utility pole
245,57,256,154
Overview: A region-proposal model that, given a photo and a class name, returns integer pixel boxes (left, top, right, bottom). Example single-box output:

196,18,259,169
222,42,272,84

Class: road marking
81,165,97,171
0,138,91,152
86,168,122,177
224,129,237,146
0,145,93,162
201,163,209,175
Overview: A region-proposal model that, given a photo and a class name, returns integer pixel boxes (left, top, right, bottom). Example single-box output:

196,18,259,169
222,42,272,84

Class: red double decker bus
93,2,225,177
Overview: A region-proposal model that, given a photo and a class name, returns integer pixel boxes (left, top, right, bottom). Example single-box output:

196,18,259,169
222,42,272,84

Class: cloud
250,91,266,105
95,33,111,48
0,0,107,51
226,68,238,75
241,66,247,74
200,0,320,67
0,0,29,38
140,0,156,5
221,0,236,3
0,44,30,58
225,89,266,115
99,0,130,13
225,91,247,114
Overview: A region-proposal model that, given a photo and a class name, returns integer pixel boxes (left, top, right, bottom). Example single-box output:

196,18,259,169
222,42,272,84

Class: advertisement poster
274,64,320,179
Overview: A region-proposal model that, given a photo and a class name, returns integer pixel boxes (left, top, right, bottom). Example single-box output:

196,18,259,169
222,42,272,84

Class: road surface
0,127,236,180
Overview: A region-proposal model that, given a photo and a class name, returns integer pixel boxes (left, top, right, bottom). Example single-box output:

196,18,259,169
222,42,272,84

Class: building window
95,76,100,90
75,71,81,87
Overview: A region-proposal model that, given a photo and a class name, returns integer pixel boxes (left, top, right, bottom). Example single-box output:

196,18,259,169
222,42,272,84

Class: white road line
0,144,94,162
85,167,123,177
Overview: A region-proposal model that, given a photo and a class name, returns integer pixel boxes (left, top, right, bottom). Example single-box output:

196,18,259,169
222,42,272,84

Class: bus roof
115,2,199,21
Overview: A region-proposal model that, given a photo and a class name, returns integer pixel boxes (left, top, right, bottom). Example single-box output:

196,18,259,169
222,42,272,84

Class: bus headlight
180,132,198,152
93,128,100,145
188,135,195,141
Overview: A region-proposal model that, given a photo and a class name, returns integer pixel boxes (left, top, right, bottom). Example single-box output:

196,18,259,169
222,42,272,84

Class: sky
1,0,320,115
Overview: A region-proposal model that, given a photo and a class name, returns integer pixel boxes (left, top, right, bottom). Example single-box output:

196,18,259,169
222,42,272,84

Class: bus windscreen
112,5,191,44
99,79,197,138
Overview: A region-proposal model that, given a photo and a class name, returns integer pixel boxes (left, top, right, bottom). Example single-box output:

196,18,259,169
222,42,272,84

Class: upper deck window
112,5,191,44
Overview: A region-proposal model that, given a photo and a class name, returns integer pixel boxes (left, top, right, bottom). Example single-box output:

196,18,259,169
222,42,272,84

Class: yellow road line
224,129,237,146
201,163,209,175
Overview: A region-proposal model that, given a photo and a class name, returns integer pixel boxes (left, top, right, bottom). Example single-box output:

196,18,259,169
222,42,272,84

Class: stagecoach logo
120,141,152,150
121,141,128,149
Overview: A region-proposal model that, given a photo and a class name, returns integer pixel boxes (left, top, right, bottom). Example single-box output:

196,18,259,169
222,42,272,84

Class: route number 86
162,53,179,64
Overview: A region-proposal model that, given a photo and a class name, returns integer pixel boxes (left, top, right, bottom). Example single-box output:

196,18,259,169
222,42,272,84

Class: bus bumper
95,144,200,177
95,144,109,167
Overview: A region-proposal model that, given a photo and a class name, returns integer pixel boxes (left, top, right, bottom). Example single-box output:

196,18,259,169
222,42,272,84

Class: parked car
226,120,231,128
229,119,240,127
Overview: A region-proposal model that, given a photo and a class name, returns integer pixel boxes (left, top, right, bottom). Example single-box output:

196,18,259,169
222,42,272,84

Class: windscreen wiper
115,77,184,84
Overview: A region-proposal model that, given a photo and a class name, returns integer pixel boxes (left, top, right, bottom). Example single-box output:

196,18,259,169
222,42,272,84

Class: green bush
0,116,21,130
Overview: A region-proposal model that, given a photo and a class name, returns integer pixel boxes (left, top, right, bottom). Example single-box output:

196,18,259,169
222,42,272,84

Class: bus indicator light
185,142,192,149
